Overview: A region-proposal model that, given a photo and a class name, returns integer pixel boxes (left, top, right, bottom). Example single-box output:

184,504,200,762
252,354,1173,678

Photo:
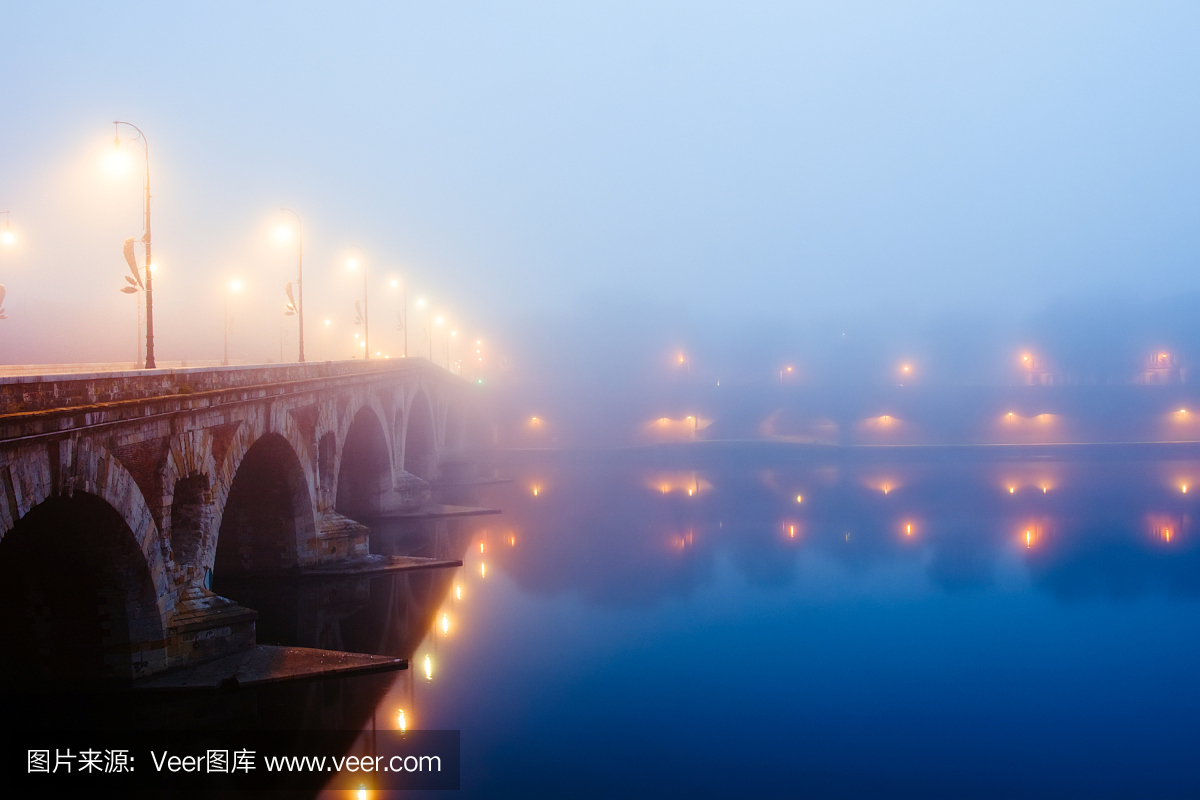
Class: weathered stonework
0,360,478,682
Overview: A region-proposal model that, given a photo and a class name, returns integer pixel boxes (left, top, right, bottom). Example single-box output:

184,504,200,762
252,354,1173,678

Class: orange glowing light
480,541,485,553
480,562,487,578
531,485,540,496
1183,484,1189,494
1025,530,1033,548
455,585,461,600
1008,486,1016,494
509,534,516,546
647,472,710,496
789,525,796,538
905,523,913,536
796,495,803,503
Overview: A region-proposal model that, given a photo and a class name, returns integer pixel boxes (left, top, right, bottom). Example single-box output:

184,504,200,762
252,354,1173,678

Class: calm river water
327,443,1200,798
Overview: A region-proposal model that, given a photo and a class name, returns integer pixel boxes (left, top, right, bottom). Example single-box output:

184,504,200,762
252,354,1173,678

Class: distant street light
435,315,444,367
391,278,408,358
417,298,431,361
112,121,157,368
347,250,368,359
276,209,305,362
223,278,242,366
0,211,14,247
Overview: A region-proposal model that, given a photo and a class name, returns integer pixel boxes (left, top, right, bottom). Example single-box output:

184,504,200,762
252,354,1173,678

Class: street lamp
417,298,431,361
277,209,305,362
392,278,408,358
223,278,242,365
112,121,157,368
435,315,444,367
347,251,368,359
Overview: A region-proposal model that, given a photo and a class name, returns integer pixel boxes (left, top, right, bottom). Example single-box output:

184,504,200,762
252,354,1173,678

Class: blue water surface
378,445,1200,798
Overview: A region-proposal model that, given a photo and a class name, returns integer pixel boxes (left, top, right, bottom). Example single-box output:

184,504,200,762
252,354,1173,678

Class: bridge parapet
0,360,424,417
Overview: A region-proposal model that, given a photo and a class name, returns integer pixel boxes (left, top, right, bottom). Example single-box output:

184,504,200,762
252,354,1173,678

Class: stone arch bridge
0,360,483,684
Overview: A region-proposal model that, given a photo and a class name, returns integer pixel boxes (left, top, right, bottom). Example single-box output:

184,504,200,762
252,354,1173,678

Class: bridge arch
0,491,167,683
335,405,394,518
403,390,437,480
214,431,316,576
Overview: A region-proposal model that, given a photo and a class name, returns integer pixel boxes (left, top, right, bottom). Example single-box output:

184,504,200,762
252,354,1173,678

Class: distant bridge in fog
0,360,483,683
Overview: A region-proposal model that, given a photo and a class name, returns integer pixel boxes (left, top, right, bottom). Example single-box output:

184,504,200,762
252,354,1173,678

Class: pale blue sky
1,2,1198,364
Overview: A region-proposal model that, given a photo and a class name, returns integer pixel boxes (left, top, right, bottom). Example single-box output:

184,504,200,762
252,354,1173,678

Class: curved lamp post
347,250,368,359
278,209,305,362
112,121,156,368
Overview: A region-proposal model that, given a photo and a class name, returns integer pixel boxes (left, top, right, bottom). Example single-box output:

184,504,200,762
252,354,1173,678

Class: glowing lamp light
1182,484,1189,494
1009,486,1016,494
324,319,331,326
441,612,449,635
509,534,516,546
106,147,129,175
346,257,358,270
0,229,14,247
228,278,242,292
397,709,407,732
796,495,803,503
480,541,485,554
1025,530,1033,548
357,786,368,800
789,525,796,538
455,585,462,600
532,485,540,497
424,654,433,681
905,523,913,536
480,562,487,578
390,278,399,288
273,224,292,243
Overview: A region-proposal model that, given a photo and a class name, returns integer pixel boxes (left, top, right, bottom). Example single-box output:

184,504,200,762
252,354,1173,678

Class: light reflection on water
370,445,1200,798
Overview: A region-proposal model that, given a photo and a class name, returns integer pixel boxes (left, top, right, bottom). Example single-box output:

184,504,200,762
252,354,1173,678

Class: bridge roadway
0,359,483,684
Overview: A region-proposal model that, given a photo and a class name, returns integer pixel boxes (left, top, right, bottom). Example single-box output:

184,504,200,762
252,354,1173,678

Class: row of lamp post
108,121,464,368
